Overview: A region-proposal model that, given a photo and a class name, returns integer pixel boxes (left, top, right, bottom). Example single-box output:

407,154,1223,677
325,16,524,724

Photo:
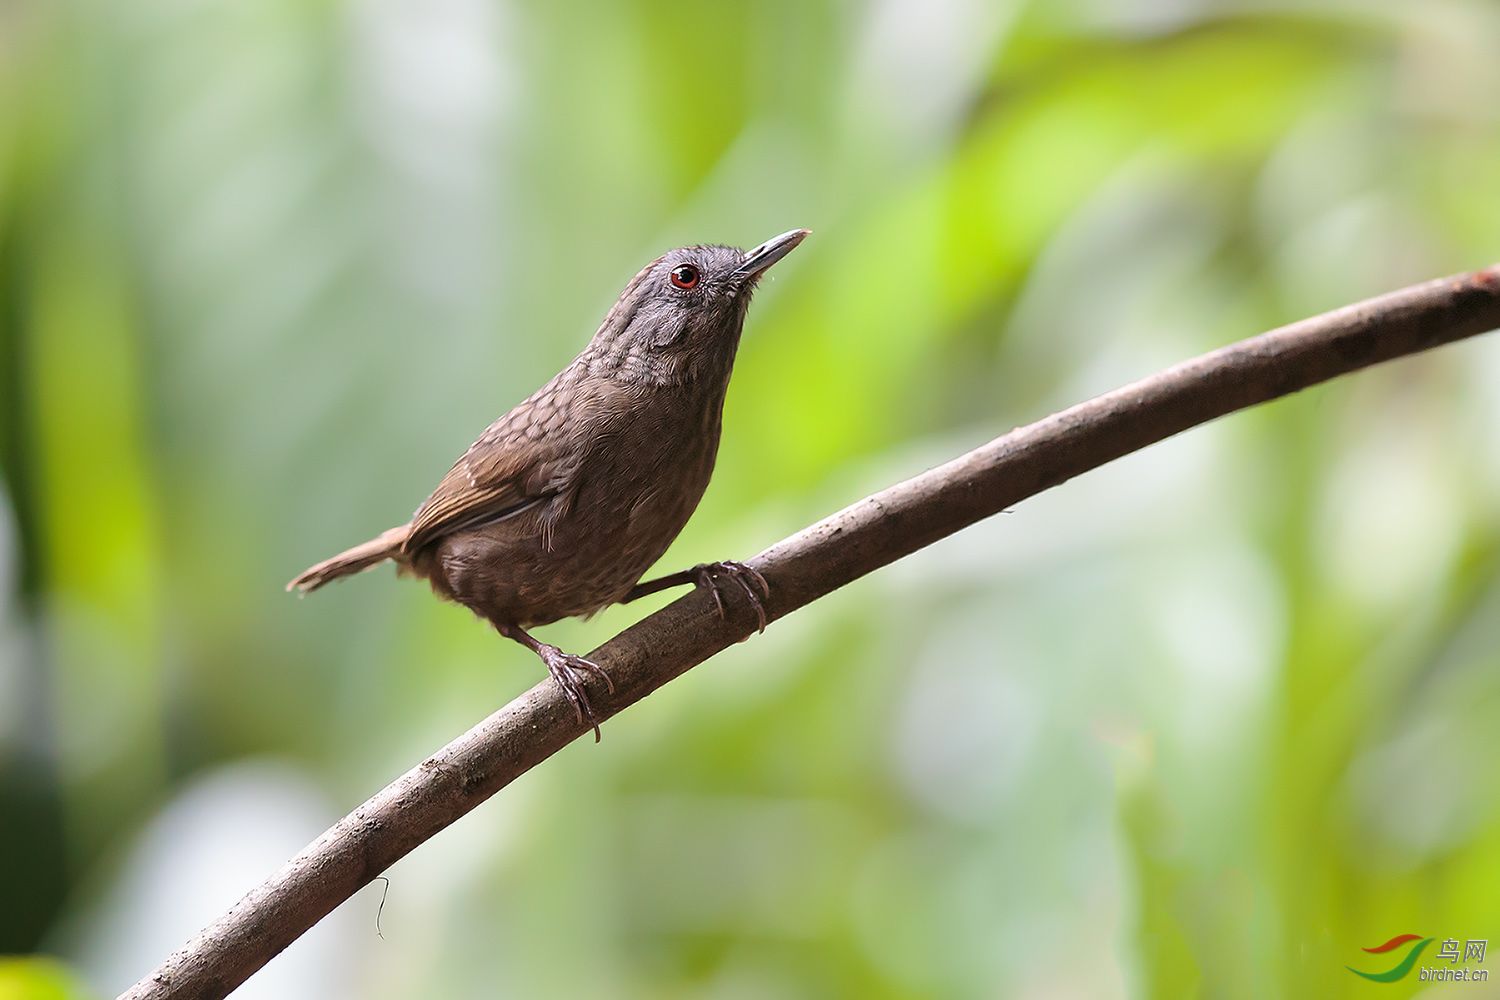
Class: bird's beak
734,228,811,281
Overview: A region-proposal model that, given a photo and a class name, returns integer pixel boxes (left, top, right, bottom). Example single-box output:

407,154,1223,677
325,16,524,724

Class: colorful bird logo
1347,934,1433,982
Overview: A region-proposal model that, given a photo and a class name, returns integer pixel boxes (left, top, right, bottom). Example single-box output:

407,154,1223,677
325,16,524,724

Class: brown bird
288,228,809,739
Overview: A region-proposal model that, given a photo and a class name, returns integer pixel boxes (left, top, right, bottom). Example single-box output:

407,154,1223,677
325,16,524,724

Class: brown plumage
289,229,808,738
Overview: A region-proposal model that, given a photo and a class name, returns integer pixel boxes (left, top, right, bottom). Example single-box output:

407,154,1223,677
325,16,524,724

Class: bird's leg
494,623,615,743
623,561,770,632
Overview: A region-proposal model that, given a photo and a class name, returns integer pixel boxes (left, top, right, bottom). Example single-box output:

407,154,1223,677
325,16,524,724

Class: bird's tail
286,524,411,594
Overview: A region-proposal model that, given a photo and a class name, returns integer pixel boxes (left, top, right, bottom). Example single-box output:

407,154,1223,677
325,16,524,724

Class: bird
288,228,810,739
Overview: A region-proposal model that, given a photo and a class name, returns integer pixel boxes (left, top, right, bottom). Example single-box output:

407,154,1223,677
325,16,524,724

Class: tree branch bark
122,265,1500,1000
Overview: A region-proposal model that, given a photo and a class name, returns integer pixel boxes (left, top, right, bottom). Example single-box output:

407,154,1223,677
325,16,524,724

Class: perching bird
288,228,809,739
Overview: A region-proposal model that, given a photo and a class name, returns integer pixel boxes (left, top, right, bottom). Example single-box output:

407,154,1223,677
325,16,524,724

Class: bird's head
587,228,810,385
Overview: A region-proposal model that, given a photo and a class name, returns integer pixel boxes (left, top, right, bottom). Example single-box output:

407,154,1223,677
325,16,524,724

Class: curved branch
122,265,1500,1000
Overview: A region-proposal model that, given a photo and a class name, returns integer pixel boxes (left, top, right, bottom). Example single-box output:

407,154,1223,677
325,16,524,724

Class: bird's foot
536,644,615,742
692,561,770,633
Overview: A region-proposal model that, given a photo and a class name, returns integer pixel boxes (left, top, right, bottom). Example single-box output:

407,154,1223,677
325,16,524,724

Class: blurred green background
3,0,1500,997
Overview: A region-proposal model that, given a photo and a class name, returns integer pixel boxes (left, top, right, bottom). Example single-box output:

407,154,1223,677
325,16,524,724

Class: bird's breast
570,388,723,577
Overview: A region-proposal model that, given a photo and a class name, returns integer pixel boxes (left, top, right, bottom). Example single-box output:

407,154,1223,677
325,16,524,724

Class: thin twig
121,265,1500,1000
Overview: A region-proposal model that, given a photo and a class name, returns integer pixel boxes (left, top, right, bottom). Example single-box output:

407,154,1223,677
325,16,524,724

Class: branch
122,265,1500,1000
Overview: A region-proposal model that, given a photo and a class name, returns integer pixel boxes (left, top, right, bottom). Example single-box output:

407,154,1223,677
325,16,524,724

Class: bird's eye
669,264,700,290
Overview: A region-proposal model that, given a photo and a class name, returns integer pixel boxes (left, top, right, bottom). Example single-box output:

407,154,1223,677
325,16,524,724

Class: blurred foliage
3,0,1500,997
0,960,94,1000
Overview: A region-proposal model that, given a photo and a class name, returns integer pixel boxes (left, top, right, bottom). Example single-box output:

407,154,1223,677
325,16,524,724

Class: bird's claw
538,645,614,742
693,561,770,633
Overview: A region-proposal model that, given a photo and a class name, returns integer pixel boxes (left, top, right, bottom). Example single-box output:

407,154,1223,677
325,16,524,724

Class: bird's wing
402,374,593,555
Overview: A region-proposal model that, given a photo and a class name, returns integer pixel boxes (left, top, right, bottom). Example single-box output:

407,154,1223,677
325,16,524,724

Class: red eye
669,264,700,290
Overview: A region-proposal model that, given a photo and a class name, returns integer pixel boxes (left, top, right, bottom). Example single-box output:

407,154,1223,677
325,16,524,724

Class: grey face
585,229,808,385
641,244,756,348
624,229,810,352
